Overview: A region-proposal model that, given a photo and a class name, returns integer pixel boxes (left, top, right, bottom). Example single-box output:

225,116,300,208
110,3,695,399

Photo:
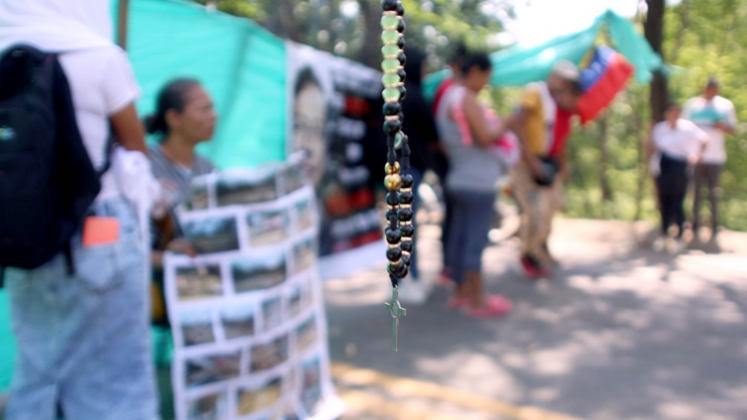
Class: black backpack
0,45,103,283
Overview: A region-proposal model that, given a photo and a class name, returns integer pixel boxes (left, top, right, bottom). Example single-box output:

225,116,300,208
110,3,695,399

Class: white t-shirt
652,119,709,162
58,46,141,201
683,96,737,164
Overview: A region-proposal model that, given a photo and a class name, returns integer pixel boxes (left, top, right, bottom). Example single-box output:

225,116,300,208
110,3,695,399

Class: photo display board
164,159,344,420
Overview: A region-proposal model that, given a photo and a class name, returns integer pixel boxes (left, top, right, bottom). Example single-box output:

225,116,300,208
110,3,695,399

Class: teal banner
423,10,662,99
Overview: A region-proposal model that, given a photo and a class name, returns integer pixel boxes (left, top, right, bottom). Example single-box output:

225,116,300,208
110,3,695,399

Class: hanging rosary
380,0,411,352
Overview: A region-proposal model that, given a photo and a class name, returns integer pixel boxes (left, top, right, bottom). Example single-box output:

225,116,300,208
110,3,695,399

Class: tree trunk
358,0,382,69
645,0,668,123
117,0,130,50
598,116,613,204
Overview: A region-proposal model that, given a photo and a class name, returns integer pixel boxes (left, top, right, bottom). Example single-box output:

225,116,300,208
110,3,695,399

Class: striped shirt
148,144,215,208
148,144,215,247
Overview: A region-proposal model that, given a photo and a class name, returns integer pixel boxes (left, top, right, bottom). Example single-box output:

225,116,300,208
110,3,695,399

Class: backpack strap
63,242,75,276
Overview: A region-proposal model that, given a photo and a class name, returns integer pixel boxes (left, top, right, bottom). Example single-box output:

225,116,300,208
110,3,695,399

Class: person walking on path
0,0,158,419
396,47,440,305
510,61,583,278
683,78,737,244
435,51,513,318
647,102,709,253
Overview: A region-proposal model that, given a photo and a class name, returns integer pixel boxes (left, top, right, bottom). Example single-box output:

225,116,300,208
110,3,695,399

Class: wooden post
117,0,130,50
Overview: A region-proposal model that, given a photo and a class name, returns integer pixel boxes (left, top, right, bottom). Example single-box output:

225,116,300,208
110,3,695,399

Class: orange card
82,217,120,247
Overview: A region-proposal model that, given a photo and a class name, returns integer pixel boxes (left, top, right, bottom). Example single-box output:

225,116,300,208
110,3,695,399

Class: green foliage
557,0,747,231
188,0,509,67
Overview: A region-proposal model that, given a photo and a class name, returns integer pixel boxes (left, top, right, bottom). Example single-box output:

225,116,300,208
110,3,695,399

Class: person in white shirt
0,0,157,418
647,102,709,251
682,78,737,242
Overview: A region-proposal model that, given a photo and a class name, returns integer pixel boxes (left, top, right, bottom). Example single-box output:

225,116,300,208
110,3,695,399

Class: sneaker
521,255,542,279
397,279,428,305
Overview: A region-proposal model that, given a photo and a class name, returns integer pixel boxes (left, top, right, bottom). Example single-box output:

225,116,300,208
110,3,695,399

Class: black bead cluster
380,0,413,289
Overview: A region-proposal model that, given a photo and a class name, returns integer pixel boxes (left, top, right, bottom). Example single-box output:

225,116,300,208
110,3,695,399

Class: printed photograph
231,253,287,293
293,199,315,234
236,377,282,417
295,316,318,354
216,169,278,207
250,335,289,372
247,209,289,247
175,264,223,301
292,237,316,275
262,297,283,331
186,177,210,210
182,216,240,255
185,350,242,389
288,286,303,319
186,391,227,420
288,279,314,317
300,357,322,415
180,308,215,347
221,304,255,340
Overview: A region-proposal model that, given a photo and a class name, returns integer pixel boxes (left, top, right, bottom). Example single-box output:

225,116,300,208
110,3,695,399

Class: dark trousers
445,189,496,284
657,154,690,238
693,163,723,231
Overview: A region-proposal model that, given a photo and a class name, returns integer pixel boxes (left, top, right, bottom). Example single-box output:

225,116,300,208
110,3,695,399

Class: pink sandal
447,297,469,309
469,295,512,319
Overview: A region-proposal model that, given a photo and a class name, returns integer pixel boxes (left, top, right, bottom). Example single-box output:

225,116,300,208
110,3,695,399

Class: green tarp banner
123,0,288,169
423,10,662,99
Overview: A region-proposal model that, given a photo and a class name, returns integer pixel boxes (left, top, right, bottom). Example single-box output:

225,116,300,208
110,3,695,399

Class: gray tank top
435,85,500,192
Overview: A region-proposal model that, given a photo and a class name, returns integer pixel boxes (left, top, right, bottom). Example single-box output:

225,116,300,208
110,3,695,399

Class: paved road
325,219,747,420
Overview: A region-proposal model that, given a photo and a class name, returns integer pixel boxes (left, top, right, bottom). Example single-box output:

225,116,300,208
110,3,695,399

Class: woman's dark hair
295,67,320,96
666,101,681,111
145,78,201,135
458,51,492,75
449,43,468,67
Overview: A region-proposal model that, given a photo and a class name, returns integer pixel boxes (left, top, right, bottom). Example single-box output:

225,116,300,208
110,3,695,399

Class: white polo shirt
58,46,141,201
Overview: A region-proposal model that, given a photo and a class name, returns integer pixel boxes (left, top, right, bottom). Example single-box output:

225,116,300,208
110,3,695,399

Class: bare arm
110,103,147,154
462,91,508,147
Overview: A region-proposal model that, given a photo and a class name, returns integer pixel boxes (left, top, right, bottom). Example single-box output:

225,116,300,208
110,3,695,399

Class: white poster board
164,159,344,420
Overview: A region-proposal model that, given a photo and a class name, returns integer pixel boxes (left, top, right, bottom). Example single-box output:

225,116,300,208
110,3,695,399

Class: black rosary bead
396,2,405,16
397,19,406,33
400,241,413,253
385,191,400,206
383,102,401,116
397,208,413,222
388,262,408,279
398,86,407,101
397,52,407,66
400,224,415,237
400,174,414,188
399,191,414,205
386,247,403,262
397,69,406,82
388,260,406,277
381,0,398,11
385,208,398,221
401,254,411,267
383,119,401,135
397,36,405,50
385,228,401,244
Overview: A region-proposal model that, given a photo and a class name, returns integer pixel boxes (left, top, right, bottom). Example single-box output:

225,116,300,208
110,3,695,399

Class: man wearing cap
510,60,583,278
683,78,737,244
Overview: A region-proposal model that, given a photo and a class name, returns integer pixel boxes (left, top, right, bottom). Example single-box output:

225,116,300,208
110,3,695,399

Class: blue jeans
445,189,496,284
5,198,157,420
